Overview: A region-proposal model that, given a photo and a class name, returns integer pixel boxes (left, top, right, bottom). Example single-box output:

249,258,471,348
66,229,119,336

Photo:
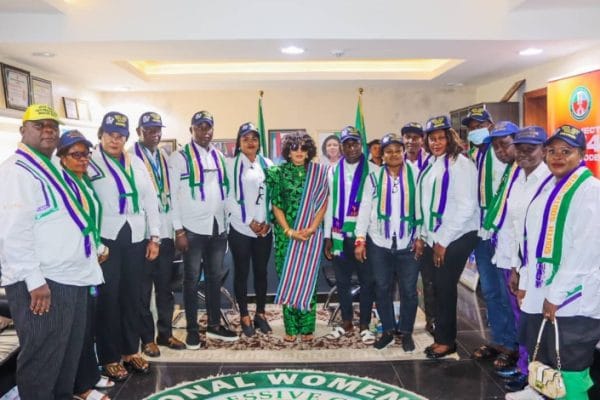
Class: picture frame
76,99,91,121
30,76,53,107
212,139,237,158
1,63,31,111
63,97,79,120
158,138,178,156
268,129,307,164
318,130,342,166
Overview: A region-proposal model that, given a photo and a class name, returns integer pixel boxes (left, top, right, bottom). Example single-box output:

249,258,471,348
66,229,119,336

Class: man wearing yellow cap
0,105,103,399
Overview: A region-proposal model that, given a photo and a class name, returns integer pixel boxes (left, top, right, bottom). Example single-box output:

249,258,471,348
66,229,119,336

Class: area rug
144,369,428,400
154,304,459,363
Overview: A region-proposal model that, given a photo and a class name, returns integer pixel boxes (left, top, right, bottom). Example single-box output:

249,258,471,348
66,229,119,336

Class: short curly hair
423,127,464,159
281,132,317,165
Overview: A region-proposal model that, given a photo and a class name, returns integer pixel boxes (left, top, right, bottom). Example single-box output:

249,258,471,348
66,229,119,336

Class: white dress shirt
493,162,551,270
169,141,227,235
519,174,600,318
128,145,174,239
0,154,103,290
355,169,413,250
418,154,479,247
88,149,161,242
225,153,273,238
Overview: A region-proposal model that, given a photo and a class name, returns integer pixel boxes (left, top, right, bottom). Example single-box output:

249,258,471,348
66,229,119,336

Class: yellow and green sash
376,164,415,239
183,142,229,201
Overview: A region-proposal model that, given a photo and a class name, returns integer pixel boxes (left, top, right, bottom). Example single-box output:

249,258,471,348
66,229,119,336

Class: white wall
476,43,600,109
99,85,477,146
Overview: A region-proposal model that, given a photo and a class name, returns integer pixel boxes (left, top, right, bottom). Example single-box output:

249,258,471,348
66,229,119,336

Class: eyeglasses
289,143,310,152
66,151,92,160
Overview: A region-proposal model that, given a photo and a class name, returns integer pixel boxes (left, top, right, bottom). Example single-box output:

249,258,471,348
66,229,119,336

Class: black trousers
6,280,87,400
96,223,146,364
73,289,100,394
520,312,600,371
140,238,176,343
228,226,273,317
421,231,478,345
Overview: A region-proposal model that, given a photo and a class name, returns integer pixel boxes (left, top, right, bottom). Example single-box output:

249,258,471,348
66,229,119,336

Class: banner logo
569,86,592,121
145,370,428,400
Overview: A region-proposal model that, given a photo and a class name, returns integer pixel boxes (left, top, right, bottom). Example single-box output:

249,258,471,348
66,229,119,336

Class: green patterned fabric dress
266,162,318,336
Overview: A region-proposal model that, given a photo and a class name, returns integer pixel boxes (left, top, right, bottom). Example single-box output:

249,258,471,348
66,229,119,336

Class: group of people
0,103,598,400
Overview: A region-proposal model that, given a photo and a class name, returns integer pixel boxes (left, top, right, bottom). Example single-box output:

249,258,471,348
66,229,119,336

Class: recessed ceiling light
281,46,305,55
32,52,55,58
519,48,543,56
446,82,464,87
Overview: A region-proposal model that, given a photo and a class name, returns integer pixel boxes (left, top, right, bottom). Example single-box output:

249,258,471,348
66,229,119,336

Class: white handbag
527,318,567,399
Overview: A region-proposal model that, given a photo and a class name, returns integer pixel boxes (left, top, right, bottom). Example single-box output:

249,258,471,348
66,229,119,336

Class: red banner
547,69,600,177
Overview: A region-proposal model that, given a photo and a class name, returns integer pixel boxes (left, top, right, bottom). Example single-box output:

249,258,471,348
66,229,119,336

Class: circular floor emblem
145,369,428,400
569,86,592,121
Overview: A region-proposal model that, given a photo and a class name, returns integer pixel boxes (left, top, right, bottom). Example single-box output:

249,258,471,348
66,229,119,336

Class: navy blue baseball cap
381,133,404,150
401,122,424,136
461,106,494,126
513,126,547,145
101,111,129,137
340,126,361,143
191,110,214,127
545,125,586,150
138,112,165,128
488,121,519,140
425,115,452,133
57,130,93,154
238,122,258,137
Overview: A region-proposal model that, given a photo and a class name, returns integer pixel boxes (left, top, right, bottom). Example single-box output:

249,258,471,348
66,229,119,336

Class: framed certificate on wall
1,63,31,111
31,76,53,107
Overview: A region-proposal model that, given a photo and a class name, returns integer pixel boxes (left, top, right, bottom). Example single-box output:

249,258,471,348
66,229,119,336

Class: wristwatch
150,236,162,245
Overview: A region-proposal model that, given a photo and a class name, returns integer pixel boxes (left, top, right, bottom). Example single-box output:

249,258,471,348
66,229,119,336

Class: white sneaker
505,386,544,400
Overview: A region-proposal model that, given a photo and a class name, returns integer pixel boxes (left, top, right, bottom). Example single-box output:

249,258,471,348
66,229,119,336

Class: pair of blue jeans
182,227,227,332
367,237,420,334
474,238,517,350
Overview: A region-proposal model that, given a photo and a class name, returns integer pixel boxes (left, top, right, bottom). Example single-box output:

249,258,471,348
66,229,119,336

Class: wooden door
523,87,548,132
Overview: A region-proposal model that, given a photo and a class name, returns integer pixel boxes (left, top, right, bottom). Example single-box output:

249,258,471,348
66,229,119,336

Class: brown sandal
123,355,149,374
493,351,518,370
471,344,500,360
102,362,129,382
283,334,297,343
301,334,314,343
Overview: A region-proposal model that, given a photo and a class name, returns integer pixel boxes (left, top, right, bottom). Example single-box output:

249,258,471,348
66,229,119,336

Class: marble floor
105,285,600,399
1,284,599,400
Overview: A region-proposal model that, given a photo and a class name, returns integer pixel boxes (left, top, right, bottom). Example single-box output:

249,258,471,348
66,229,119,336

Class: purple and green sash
99,145,140,214
377,164,415,239
275,162,328,311
483,163,521,236
477,144,494,222
415,155,450,232
523,165,592,288
331,155,369,256
233,153,270,223
16,143,99,257
134,142,171,212
183,142,229,201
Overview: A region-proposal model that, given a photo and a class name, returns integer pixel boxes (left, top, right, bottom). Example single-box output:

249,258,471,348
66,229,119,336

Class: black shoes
253,315,272,334
185,331,205,350
240,316,256,337
207,325,239,342
425,343,457,359
402,334,415,353
374,332,395,350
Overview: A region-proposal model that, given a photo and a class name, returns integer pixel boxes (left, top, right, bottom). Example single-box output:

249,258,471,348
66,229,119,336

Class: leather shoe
157,336,186,350
425,344,456,359
142,342,160,357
